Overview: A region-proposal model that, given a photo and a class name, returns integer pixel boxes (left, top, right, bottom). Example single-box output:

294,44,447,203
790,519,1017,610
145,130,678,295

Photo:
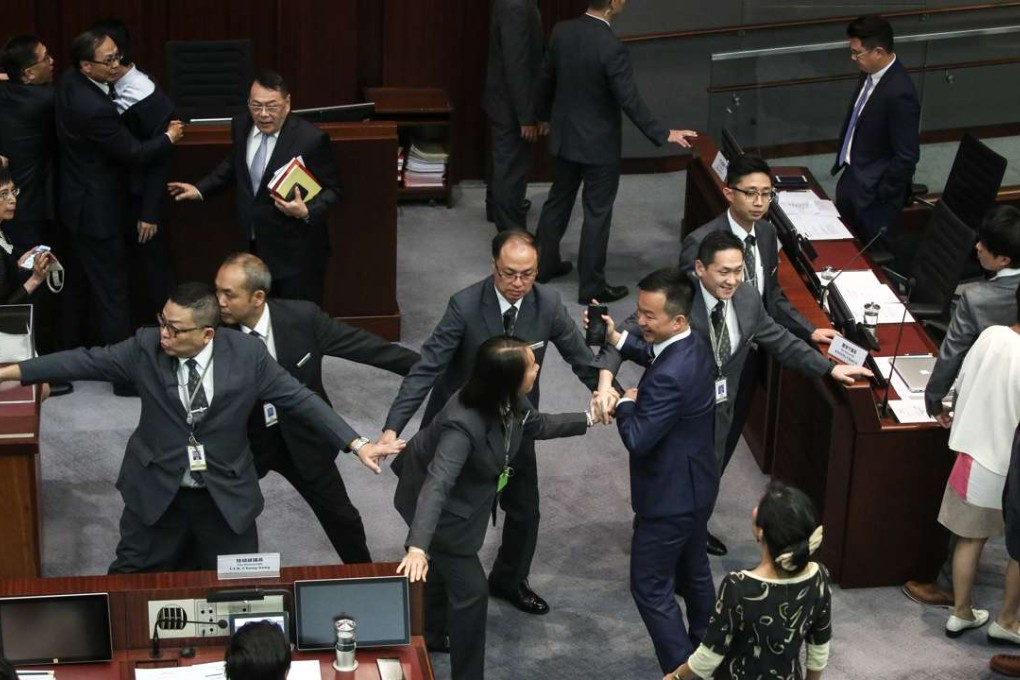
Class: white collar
868,55,896,86
241,304,272,338
179,340,215,370
726,209,756,241
699,282,725,313
584,11,611,27
250,126,280,141
994,267,1020,280
86,75,110,95
652,327,692,357
494,285,522,315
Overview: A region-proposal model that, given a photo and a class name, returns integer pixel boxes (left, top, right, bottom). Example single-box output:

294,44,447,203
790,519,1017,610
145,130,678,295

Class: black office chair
165,39,254,121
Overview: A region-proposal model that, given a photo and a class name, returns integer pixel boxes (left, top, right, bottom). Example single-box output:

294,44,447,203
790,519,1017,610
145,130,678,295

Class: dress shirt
112,64,155,114
994,267,1020,280
241,305,278,360
246,127,279,172
615,327,693,406
86,76,111,97
843,56,897,165
494,286,521,318
699,284,741,357
177,341,215,414
727,210,764,295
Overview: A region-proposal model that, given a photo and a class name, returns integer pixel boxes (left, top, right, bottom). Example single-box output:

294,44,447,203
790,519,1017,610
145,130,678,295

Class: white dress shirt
994,267,1020,280
241,305,278,360
727,210,764,296
699,284,741,361
177,340,215,415
87,76,112,96
246,127,279,175
843,56,897,165
494,286,521,317
112,64,155,114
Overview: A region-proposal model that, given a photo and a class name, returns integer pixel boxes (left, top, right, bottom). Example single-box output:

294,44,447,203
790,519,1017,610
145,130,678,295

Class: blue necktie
838,75,874,167
250,133,269,193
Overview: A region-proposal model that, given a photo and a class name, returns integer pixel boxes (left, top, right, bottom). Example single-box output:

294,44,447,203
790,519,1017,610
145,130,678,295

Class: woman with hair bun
664,481,832,680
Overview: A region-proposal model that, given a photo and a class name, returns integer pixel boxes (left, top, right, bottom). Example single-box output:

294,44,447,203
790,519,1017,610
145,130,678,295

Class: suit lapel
207,335,230,416
481,280,506,339
237,117,255,196
266,301,298,368
258,116,298,195
514,289,537,341
160,350,187,420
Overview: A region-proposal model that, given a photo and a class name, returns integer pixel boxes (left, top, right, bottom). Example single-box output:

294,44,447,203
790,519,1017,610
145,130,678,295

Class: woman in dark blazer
0,166,54,302
393,335,591,680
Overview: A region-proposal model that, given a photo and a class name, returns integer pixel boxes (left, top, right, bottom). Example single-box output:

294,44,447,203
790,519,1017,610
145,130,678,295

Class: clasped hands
590,387,620,424
350,433,406,474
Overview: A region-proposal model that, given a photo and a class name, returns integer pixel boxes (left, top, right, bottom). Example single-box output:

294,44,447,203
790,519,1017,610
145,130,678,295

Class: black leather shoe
581,284,628,305
48,381,74,397
706,532,728,556
536,261,572,284
113,382,138,397
425,634,450,653
489,579,550,615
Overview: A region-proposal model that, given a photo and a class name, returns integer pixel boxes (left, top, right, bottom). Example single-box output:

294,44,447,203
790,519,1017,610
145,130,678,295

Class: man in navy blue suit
612,268,718,673
832,14,920,242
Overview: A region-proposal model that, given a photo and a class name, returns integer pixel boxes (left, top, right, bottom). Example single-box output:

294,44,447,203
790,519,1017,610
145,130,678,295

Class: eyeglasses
89,52,123,67
0,187,20,202
248,101,285,114
25,53,53,70
730,187,776,202
496,269,537,283
849,47,875,59
156,313,204,338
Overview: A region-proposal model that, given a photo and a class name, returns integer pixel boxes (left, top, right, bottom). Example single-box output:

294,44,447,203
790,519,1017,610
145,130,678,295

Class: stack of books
396,147,406,184
268,156,322,202
403,140,448,188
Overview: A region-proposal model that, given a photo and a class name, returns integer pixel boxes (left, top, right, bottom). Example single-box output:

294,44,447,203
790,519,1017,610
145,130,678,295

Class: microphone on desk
879,277,916,419
821,227,888,294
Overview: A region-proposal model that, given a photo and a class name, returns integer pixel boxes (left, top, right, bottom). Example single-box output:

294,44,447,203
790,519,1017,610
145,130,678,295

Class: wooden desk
0,384,42,578
0,563,434,680
166,121,401,340
685,136,953,588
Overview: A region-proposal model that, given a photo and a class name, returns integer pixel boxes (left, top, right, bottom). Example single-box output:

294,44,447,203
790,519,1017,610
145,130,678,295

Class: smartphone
773,174,809,189
376,658,405,680
586,304,609,346
20,245,51,270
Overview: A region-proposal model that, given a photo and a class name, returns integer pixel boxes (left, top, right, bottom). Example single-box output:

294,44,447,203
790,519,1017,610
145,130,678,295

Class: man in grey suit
533,0,696,304
381,230,605,615
903,205,1020,607
483,0,544,233
0,282,401,573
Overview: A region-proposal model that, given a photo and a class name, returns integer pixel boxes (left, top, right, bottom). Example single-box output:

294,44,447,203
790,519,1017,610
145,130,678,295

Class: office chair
165,39,254,121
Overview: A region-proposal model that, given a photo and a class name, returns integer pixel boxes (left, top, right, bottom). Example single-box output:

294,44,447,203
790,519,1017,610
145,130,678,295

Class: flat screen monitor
720,126,744,162
0,593,113,666
292,102,375,124
229,612,289,638
294,576,410,650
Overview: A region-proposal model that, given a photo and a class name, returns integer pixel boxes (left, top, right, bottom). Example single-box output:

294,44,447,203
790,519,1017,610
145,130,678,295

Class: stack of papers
17,671,55,679
135,660,320,680
268,156,322,202
403,140,448,188
826,269,916,324
777,191,854,241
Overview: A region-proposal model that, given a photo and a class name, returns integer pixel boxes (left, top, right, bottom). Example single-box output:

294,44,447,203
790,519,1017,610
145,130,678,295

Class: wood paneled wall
2,0,588,182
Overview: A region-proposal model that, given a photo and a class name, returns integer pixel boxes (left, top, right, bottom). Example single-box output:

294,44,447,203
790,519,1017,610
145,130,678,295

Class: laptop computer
892,356,938,393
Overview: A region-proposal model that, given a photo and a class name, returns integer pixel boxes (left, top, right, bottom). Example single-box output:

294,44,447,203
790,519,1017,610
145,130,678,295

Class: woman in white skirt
938,294,1020,642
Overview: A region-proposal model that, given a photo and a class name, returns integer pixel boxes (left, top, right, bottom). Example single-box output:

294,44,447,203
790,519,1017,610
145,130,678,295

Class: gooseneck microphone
821,226,888,296
150,616,228,658
880,277,916,418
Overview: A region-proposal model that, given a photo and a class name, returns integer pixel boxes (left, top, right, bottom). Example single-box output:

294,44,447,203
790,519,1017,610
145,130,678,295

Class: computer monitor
228,612,290,638
827,282,886,387
720,127,744,162
292,102,375,124
0,593,113,665
293,576,410,650
767,204,822,299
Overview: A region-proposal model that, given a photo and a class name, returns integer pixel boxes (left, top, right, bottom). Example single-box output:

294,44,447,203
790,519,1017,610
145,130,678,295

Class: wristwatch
350,436,371,454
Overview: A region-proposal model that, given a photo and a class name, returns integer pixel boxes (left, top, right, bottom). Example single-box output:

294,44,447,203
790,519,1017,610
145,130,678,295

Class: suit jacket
679,212,815,341
18,327,360,533
482,0,544,128
55,68,172,238
121,78,176,225
392,393,586,555
0,246,30,305
830,58,920,211
924,273,1020,415
383,277,601,435
247,298,419,472
195,113,342,280
615,331,718,518
536,14,667,166
0,81,56,224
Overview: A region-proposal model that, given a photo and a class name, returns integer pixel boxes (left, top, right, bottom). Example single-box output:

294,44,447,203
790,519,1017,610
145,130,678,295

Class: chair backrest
911,201,977,313
940,133,1008,233
165,40,254,121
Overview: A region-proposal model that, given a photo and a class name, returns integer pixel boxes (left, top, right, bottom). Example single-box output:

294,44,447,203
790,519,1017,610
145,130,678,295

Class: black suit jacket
830,58,920,210
0,247,30,305
55,68,173,238
679,212,815,341
195,113,342,280
248,298,419,471
0,82,56,224
536,14,668,165
392,393,586,556
120,73,176,225
482,0,544,128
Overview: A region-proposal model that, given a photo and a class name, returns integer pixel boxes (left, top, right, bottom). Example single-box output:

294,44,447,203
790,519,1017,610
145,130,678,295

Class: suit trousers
722,346,765,472
425,549,489,680
633,509,715,673
488,437,540,589
108,488,258,573
127,223,175,326
835,169,905,243
71,229,133,346
252,422,372,564
536,156,620,301
487,121,532,233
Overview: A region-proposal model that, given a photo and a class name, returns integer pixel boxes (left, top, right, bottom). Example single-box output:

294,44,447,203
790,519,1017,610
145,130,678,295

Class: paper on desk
787,213,854,240
285,661,322,680
831,272,915,324
888,399,938,424
136,662,225,680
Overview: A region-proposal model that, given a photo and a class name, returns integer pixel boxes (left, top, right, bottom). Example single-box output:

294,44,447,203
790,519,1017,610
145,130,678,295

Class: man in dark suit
0,35,56,254
612,269,718,673
0,282,402,572
533,0,696,304
831,14,920,243
381,230,605,614
482,0,544,233
168,71,341,305
214,252,419,563
55,29,183,380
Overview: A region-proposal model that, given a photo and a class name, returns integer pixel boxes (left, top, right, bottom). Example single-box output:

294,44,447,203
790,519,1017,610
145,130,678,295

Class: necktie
250,133,269,194
186,358,209,424
744,234,758,292
711,301,732,366
503,306,517,336
249,329,263,342
645,344,656,365
107,84,118,103
837,75,874,166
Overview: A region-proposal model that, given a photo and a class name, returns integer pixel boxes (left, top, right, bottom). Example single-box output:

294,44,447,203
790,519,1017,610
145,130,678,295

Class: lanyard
182,358,213,427
706,302,728,377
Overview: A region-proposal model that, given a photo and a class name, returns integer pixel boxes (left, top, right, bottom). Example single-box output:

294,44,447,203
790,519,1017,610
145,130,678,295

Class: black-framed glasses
730,187,776,202
248,101,285,114
156,313,203,338
89,52,123,67
0,187,20,202
850,46,875,59
25,53,53,70
496,268,537,283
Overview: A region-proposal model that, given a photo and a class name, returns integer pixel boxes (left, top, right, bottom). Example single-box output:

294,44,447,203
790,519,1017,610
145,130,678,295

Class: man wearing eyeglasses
0,282,403,572
168,71,341,305
831,14,920,244
55,29,184,395
380,230,609,626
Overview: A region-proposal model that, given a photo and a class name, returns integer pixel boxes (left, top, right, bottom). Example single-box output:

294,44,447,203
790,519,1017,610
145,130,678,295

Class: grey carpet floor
36,161,1018,678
